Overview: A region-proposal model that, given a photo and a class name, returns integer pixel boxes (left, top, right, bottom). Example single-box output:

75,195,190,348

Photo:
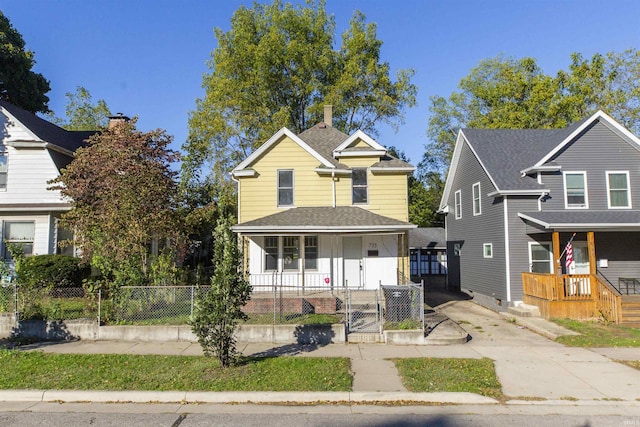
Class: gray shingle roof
462,118,593,191
519,210,640,230
233,206,415,233
408,228,445,248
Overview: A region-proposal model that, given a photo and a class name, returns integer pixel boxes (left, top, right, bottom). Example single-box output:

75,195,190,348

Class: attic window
277,170,294,207
0,149,6,190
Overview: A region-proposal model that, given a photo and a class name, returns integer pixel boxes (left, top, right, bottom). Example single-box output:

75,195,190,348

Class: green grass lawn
552,318,640,347
393,358,502,399
0,351,351,392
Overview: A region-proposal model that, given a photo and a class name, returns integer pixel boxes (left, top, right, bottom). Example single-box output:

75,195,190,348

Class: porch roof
232,206,416,234
519,210,640,231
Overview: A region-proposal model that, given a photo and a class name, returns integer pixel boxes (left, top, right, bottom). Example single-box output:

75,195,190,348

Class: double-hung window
3,221,35,260
264,237,278,271
607,171,631,208
0,148,7,190
564,172,588,208
277,170,294,207
454,190,462,219
352,168,368,204
472,182,481,216
304,236,318,270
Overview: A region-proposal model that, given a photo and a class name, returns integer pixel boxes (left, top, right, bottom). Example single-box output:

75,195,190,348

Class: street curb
0,390,498,405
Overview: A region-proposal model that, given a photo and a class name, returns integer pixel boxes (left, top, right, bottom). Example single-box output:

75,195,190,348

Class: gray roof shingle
234,206,415,232
408,227,445,248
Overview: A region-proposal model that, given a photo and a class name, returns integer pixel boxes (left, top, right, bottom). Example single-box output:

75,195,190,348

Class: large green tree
50,119,182,286
47,86,112,130
0,11,50,113
183,0,416,197
423,50,640,174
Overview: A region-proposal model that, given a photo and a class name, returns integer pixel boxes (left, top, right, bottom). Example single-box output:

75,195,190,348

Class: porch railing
249,272,337,293
522,272,622,323
619,278,640,295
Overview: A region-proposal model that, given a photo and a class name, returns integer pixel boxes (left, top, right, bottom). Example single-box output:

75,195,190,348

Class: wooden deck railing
522,272,622,323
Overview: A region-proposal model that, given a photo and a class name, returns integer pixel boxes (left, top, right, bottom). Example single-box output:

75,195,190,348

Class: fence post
98,289,101,325
190,285,195,318
13,281,18,325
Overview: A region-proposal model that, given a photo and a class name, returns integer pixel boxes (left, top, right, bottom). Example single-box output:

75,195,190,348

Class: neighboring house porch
518,213,640,326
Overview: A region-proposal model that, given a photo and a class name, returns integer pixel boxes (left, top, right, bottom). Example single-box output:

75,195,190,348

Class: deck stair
621,295,640,327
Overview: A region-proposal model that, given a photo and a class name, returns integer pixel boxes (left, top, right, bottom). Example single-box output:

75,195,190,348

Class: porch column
552,231,560,275
587,231,596,276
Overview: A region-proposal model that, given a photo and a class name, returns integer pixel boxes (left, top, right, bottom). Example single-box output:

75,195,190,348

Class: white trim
606,170,632,209
528,241,553,274
333,129,386,156
487,189,549,197
232,169,257,177
563,171,589,209
334,150,386,157
233,127,334,174
454,190,462,219
516,212,640,230
472,182,481,216
315,168,351,175
520,164,562,176
483,243,493,258
504,197,511,302
351,167,369,205
277,169,294,208
535,110,640,167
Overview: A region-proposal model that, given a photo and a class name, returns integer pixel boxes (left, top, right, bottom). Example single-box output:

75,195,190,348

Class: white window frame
263,236,279,272
483,243,493,258
472,182,481,216
0,148,7,191
563,171,589,209
454,190,462,219
352,168,369,205
277,169,294,207
528,242,553,274
3,220,35,260
606,171,631,209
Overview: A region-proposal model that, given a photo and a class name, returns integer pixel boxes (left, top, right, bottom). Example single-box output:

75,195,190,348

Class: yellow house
231,107,416,290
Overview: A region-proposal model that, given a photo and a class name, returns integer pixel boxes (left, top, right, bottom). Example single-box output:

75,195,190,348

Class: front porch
521,231,640,326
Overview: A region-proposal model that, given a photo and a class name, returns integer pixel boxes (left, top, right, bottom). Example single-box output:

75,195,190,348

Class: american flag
565,241,574,270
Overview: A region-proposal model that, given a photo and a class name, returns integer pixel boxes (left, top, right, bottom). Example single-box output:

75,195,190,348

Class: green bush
19,255,90,289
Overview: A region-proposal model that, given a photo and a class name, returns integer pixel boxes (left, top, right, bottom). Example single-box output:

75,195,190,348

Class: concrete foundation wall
1,318,346,345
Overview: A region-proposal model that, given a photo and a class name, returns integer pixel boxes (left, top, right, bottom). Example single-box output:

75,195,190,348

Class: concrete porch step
507,303,541,318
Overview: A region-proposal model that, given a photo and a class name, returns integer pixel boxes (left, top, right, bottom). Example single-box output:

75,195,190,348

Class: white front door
343,237,362,288
568,242,591,295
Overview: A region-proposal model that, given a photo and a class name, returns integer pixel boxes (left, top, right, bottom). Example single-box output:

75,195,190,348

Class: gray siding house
439,110,640,321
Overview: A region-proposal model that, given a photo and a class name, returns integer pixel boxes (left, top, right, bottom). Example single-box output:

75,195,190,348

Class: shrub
18,255,90,289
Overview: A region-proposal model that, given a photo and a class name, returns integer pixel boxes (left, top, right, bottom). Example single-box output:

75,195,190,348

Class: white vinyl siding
472,182,481,216
564,171,588,209
606,171,631,209
454,190,462,219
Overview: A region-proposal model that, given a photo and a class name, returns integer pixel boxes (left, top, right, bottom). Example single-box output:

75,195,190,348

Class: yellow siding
237,137,410,224
352,140,372,149
238,136,333,223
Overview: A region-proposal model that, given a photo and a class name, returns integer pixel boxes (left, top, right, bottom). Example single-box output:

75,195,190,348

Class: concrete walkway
2,300,640,405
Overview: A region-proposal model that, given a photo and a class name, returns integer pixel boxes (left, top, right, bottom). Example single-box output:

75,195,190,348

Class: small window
454,190,462,219
0,149,7,190
304,236,318,270
453,243,461,256
564,172,588,208
483,243,493,258
607,171,631,208
277,170,294,207
529,242,552,274
3,221,35,260
264,237,278,271
472,183,481,216
352,168,368,204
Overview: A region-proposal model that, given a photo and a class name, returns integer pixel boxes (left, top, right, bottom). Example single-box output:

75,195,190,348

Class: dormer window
352,168,368,204
277,170,294,207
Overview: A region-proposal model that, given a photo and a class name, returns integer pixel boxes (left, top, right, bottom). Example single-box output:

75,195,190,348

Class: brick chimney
323,105,333,127
108,113,130,129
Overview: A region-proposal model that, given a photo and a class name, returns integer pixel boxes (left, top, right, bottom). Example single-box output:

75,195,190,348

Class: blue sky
1,0,639,167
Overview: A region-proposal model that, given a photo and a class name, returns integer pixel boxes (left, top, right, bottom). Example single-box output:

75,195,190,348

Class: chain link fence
380,283,424,331
0,285,98,321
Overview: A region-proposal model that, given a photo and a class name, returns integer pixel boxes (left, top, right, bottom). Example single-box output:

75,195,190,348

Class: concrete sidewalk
2,300,640,406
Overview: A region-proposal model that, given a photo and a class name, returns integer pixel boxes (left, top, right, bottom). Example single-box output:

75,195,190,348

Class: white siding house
0,100,95,260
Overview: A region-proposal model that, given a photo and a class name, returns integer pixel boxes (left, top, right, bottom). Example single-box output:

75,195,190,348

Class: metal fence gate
346,289,381,333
